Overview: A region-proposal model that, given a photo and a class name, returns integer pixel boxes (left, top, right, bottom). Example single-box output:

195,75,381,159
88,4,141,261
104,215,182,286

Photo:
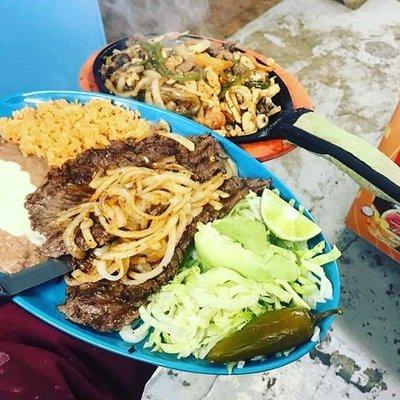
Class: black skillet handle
278,113,400,204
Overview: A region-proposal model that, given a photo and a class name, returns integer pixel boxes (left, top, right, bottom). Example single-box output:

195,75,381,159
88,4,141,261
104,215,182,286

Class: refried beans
0,141,49,274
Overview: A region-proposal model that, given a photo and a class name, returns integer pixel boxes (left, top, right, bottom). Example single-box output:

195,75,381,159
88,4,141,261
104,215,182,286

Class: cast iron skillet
93,35,400,204
93,36,291,143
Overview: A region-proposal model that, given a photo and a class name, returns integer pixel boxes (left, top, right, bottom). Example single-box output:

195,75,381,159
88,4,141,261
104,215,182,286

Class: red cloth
0,302,156,400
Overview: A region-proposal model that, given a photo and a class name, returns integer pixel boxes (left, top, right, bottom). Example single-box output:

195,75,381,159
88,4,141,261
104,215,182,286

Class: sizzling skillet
93,35,400,204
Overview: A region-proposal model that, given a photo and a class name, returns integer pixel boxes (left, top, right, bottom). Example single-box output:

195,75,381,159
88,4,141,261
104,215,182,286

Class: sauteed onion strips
58,164,229,286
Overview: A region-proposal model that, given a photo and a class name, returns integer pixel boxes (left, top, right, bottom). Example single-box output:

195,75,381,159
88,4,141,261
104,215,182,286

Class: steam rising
101,0,210,41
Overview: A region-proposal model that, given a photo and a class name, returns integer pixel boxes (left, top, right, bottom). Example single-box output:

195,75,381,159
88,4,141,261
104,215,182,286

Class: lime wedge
260,189,321,242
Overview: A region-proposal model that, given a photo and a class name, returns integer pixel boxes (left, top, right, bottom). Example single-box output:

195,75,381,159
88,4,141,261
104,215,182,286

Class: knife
0,257,72,297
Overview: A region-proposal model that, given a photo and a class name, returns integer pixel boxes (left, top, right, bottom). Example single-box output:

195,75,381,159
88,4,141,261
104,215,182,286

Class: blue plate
0,91,340,375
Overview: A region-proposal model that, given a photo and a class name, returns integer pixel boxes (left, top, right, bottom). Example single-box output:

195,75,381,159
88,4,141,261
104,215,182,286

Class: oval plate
0,91,340,375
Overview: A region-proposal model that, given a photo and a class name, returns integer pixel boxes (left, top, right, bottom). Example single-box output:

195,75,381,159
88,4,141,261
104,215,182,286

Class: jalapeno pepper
206,307,343,363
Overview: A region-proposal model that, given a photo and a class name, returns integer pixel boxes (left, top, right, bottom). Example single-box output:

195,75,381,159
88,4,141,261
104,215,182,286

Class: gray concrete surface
143,0,400,398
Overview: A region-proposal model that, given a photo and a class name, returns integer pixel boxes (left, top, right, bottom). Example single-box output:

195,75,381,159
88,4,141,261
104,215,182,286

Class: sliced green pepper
219,77,242,98
141,42,202,82
206,307,343,363
246,80,270,90
219,70,254,98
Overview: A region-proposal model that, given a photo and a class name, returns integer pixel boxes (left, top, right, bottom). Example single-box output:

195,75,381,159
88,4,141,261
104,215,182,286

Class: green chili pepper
219,70,254,98
246,80,270,90
171,71,203,82
219,77,242,98
206,307,343,363
141,42,168,75
141,42,202,83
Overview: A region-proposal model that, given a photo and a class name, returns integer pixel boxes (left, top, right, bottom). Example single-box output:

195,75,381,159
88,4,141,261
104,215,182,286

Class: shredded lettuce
309,245,341,265
127,266,302,359
228,191,262,222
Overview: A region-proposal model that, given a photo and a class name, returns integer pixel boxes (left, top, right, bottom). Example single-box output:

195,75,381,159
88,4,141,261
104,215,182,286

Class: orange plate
79,48,313,162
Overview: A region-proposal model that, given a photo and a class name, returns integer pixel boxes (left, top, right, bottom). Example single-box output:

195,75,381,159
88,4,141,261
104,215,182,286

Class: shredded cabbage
120,191,340,362
128,265,301,359
228,191,262,222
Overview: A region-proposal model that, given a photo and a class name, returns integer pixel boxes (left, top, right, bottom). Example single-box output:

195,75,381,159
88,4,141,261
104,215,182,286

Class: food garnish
260,188,322,242
119,189,341,363
142,42,203,82
206,307,343,363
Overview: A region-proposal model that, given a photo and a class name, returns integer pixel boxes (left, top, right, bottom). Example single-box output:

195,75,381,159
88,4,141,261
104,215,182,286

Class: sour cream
0,159,45,245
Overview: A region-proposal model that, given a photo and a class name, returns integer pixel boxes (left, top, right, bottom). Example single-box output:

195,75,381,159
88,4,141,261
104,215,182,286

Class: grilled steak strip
26,135,228,258
59,177,270,332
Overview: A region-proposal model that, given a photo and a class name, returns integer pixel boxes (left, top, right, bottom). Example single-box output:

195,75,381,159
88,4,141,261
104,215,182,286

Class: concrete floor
143,0,400,399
